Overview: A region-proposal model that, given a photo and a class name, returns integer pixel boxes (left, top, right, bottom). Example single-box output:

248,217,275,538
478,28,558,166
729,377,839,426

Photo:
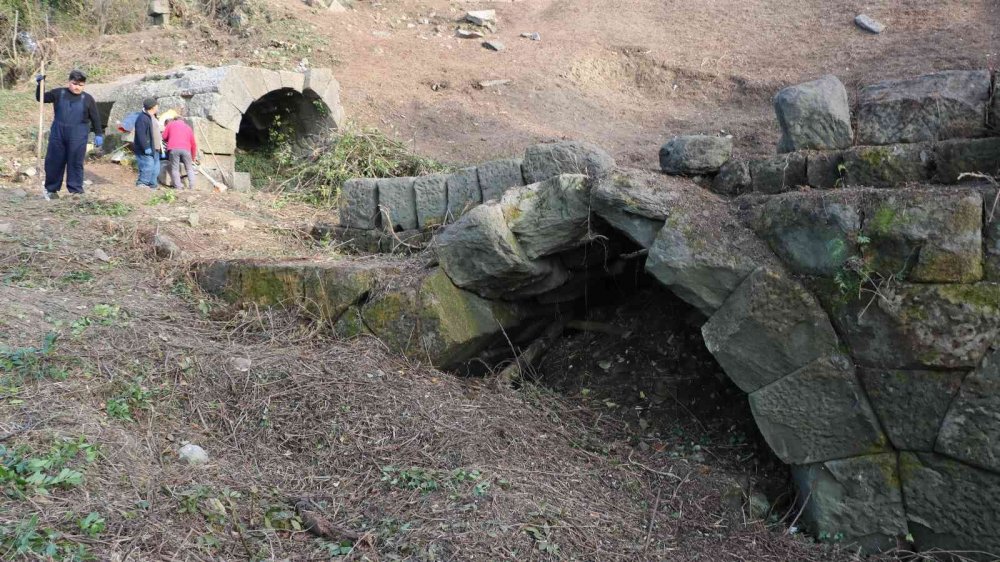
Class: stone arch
88,65,344,187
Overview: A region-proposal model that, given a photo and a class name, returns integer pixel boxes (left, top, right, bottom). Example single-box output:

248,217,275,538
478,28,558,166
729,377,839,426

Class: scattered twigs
496,319,566,385
643,487,663,551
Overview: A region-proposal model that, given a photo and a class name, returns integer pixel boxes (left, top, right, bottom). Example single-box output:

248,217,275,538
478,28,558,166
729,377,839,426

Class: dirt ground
10,0,1000,169
1,0,998,559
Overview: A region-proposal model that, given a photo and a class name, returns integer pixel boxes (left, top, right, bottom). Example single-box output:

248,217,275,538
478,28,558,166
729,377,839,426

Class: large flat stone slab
703,268,840,393
749,355,887,464
858,70,991,145
792,453,906,553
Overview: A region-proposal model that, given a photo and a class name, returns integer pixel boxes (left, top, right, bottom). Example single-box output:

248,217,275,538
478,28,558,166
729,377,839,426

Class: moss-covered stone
360,268,533,369
842,144,932,187
937,348,1000,473
749,152,807,194
859,190,983,283
819,283,1000,369
333,305,370,338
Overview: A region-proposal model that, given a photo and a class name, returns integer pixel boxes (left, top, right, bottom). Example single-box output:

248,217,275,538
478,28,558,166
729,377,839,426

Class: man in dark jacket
35,69,104,200
132,98,160,189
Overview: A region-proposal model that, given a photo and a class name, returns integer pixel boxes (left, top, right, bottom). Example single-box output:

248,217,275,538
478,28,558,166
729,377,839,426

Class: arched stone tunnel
193,68,1000,558
87,65,343,188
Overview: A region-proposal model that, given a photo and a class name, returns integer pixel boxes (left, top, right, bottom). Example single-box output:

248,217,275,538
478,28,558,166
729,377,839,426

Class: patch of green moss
916,251,982,284
236,266,301,306
333,306,369,338
937,283,1000,312
860,147,892,169
869,205,899,236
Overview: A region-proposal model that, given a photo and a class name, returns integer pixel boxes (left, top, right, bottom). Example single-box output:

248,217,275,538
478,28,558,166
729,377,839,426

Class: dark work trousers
44,92,90,194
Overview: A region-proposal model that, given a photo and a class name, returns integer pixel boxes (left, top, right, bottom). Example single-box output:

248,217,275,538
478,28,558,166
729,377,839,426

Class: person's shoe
43,191,59,200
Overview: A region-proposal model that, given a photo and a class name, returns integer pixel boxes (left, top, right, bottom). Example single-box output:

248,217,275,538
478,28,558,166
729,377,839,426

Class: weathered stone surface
521,141,615,184
860,369,965,451
982,188,1000,281
792,454,905,553
937,349,1000,472
842,144,932,187
445,167,482,219
333,305,370,339
592,169,681,248
900,452,1000,558
703,268,840,393
859,190,983,283
933,137,1000,184
477,158,525,202
774,75,853,153
376,177,418,231
753,191,861,276
748,355,887,464
646,188,778,315
658,135,733,175
413,173,448,228
189,117,236,154
339,178,379,229
858,70,991,145
711,160,750,196
806,151,844,189
193,259,382,322
820,283,1000,370
749,152,807,194
361,269,530,368
435,203,556,298
501,174,592,259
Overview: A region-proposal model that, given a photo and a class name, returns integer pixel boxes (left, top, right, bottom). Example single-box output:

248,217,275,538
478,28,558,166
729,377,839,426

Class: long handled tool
35,59,44,192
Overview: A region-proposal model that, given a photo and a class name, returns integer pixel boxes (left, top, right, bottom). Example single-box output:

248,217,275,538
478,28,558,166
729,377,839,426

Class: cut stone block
477,158,525,202
445,167,482,220
858,70,991,145
933,137,1000,184
339,178,379,229
189,117,236,155
900,452,1000,558
749,153,807,194
711,159,750,196
592,169,679,248
820,283,1000,370
937,348,1000,473
748,354,887,464
792,454,906,553
659,135,732,175
414,173,448,228
702,267,840,393
806,151,845,189
842,144,933,187
376,177,418,231
521,141,615,184
859,190,982,283
860,369,965,451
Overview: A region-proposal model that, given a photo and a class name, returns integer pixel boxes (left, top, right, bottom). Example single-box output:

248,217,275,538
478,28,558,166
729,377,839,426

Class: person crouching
133,98,161,189
162,116,198,190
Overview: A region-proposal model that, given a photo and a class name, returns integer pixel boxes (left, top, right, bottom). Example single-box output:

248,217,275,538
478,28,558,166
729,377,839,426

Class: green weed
0,436,97,498
0,332,62,381
0,514,95,561
148,190,177,206
105,378,154,422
